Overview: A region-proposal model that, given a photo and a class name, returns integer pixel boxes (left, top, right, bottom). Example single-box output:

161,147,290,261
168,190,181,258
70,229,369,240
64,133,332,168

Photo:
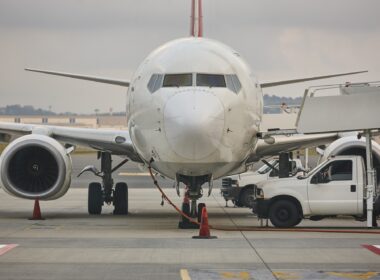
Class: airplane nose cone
164,90,225,160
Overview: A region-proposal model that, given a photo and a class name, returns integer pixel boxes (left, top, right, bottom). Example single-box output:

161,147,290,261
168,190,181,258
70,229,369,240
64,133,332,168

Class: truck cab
221,158,304,207
254,156,372,227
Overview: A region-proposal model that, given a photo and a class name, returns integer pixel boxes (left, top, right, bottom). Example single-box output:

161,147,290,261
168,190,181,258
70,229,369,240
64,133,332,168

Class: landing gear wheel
183,202,190,216
269,200,300,228
113,182,128,215
197,203,206,223
178,200,198,229
88,182,103,215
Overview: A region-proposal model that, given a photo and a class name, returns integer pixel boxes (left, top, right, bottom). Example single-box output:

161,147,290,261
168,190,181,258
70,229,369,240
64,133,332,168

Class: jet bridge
296,82,380,227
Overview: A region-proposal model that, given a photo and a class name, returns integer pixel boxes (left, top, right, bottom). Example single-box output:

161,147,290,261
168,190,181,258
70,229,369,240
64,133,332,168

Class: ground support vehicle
253,156,380,227
221,158,304,207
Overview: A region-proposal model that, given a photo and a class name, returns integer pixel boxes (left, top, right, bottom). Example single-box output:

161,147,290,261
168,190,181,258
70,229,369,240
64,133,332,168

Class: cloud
0,0,379,113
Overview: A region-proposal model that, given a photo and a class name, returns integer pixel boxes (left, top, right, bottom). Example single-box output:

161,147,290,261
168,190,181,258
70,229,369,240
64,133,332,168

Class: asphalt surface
0,153,379,280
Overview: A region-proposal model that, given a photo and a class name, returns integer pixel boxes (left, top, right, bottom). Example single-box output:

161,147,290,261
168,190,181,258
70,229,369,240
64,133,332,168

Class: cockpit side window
147,74,164,93
163,74,192,87
225,74,242,93
196,74,226,88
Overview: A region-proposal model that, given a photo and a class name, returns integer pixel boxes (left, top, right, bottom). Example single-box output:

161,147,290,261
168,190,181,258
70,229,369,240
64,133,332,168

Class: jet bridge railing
296,81,380,134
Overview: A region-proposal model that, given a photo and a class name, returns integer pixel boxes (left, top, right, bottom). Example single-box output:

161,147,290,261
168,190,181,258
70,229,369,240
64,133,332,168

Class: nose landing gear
78,152,129,215
177,174,212,229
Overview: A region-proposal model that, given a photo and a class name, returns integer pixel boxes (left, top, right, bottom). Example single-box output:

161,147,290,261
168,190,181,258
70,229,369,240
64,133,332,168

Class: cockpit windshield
196,74,226,87
163,74,192,87
148,73,242,94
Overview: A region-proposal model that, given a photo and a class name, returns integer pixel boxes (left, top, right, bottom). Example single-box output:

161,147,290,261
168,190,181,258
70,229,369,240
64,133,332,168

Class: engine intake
0,135,72,200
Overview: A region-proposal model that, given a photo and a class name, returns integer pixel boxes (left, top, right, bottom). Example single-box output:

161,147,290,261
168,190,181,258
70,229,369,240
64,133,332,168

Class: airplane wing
247,133,338,163
25,68,130,87
0,122,142,162
260,71,367,88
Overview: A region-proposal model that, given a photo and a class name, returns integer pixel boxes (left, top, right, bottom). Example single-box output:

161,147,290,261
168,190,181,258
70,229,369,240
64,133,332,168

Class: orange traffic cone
192,206,217,239
29,199,45,220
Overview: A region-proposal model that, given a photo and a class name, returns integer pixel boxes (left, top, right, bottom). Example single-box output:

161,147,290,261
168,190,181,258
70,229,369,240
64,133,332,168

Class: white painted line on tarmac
118,172,150,176
0,244,18,256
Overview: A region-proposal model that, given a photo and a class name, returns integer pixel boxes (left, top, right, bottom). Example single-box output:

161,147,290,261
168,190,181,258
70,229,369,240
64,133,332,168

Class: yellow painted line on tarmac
180,269,191,280
273,271,301,280
118,172,150,176
220,271,251,279
327,272,379,280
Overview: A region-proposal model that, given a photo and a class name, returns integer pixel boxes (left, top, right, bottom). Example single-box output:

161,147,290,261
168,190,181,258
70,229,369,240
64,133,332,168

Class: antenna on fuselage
191,0,203,37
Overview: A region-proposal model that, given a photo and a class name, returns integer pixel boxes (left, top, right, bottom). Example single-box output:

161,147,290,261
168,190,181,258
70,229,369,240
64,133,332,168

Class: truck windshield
257,160,278,174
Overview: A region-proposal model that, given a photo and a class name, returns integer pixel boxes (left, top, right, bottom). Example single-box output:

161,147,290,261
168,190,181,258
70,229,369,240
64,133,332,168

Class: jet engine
320,136,380,183
0,135,72,200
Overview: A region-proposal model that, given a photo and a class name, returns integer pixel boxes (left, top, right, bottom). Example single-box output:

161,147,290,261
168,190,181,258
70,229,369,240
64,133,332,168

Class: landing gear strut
177,174,212,229
78,152,129,215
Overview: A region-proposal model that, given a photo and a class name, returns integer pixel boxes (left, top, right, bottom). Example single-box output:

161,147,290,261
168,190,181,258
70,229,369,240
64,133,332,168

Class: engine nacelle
0,135,72,200
320,136,380,183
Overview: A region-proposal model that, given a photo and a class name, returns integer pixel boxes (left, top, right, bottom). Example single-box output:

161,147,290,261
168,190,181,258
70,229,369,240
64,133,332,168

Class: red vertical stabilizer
191,0,203,37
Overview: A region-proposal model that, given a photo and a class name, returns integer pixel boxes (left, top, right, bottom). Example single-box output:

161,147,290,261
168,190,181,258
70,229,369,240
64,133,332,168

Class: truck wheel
269,200,300,228
238,186,256,208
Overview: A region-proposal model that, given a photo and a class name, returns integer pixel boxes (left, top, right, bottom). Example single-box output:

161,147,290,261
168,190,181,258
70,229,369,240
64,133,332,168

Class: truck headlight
256,188,264,199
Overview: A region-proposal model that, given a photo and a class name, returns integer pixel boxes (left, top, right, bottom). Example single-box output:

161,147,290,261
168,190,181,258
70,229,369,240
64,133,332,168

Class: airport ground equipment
253,155,379,227
221,158,304,207
256,82,380,227
78,152,129,215
297,82,380,227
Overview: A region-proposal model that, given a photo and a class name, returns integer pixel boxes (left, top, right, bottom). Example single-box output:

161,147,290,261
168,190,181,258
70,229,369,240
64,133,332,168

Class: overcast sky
0,0,379,114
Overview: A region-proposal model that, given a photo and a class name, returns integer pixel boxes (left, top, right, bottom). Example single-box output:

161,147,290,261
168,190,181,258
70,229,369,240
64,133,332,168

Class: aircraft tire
88,182,103,215
113,182,128,215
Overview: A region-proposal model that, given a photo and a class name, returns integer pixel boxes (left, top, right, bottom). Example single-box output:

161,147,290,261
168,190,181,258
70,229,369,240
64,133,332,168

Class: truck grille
222,178,238,188
222,178,232,188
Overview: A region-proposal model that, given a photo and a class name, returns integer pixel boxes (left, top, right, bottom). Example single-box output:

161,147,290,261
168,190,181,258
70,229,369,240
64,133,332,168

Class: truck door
307,159,358,215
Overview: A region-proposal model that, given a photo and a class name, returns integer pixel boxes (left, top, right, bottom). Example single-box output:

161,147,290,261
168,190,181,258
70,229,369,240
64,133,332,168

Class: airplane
1,0,379,222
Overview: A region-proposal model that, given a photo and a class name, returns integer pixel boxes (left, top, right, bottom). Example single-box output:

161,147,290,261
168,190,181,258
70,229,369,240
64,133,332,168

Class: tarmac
0,154,379,280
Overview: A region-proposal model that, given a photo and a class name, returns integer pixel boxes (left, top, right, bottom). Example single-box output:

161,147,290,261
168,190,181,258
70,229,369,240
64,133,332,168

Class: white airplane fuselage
127,37,263,179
